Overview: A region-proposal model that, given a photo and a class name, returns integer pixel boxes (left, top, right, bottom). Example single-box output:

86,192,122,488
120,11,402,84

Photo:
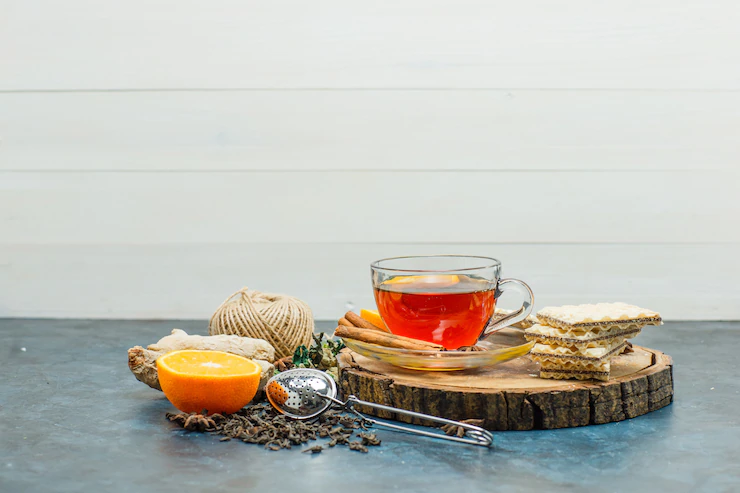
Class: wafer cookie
536,303,661,330
539,360,611,381
524,324,642,349
529,340,626,364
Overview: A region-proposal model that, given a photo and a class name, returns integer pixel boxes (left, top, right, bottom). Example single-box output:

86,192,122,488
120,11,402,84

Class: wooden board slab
337,345,673,430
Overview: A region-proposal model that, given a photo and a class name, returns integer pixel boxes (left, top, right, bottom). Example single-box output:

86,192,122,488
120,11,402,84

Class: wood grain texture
1,1,738,90
1,91,738,171
2,1,738,320
337,345,673,430
1,243,737,320
1,171,737,245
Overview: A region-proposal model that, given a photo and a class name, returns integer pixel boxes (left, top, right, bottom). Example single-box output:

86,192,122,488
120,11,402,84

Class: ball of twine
208,288,314,359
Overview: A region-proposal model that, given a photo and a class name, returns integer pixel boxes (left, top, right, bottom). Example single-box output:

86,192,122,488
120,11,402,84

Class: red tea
374,274,496,350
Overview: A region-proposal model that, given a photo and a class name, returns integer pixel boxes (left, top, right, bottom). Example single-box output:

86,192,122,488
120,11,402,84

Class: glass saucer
341,329,535,371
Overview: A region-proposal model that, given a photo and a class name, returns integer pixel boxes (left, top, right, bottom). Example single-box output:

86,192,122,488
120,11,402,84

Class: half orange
157,350,261,414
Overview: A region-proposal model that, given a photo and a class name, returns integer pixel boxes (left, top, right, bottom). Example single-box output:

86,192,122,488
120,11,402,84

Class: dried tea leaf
358,432,381,446
348,441,369,453
330,434,350,446
441,419,486,438
302,445,324,454
339,416,360,428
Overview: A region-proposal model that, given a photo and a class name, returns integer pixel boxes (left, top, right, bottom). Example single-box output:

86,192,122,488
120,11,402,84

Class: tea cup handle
482,278,534,336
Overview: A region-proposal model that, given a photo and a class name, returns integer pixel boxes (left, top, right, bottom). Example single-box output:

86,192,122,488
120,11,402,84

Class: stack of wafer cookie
526,302,662,381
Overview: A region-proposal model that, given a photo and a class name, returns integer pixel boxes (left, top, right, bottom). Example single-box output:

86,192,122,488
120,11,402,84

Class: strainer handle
338,395,493,447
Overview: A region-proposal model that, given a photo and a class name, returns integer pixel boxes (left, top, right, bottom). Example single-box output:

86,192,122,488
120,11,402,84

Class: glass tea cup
371,255,533,350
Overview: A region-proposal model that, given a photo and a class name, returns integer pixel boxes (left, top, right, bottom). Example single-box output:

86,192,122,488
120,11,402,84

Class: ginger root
128,346,164,390
149,329,275,362
127,329,276,393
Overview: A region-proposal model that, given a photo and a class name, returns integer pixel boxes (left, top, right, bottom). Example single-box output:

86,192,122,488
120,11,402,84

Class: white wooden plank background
1,1,739,321
2,243,738,320
1,91,737,171
2,1,739,90
2,171,738,245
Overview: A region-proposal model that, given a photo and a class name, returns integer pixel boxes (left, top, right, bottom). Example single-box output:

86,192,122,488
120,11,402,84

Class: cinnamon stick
338,317,354,328
344,311,389,333
334,325,443,351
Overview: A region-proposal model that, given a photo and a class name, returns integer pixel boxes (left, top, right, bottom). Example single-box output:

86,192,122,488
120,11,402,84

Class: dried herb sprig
275,332,345,380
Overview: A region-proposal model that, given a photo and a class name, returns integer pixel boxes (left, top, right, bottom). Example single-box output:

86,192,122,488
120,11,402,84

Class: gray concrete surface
0,319,738,493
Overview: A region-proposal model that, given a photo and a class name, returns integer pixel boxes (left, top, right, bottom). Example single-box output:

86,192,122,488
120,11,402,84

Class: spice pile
166,403,381,453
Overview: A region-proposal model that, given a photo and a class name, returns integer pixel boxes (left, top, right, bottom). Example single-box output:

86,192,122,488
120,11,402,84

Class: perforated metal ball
265,369,338,419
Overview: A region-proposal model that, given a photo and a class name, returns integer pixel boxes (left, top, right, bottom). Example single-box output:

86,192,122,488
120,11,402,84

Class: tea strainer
265,368,493,447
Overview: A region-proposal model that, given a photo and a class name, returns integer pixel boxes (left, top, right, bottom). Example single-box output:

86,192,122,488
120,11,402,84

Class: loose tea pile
166,403,381,453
